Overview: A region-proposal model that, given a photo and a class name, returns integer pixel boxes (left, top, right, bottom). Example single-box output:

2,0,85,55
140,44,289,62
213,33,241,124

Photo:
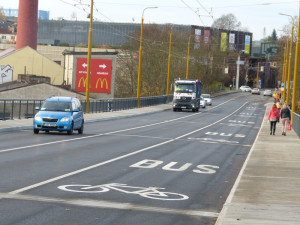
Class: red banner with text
75,58,112,93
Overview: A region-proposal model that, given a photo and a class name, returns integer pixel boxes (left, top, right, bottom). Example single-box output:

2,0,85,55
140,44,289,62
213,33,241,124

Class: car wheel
78,121,84,134
67,122,74,135
33,129,39,134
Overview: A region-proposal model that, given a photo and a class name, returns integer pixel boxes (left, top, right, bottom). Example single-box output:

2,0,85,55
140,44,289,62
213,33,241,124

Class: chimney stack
16,0,39,50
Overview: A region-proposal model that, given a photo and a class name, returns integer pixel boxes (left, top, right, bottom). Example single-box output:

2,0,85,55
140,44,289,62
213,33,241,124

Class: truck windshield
175,84,195,93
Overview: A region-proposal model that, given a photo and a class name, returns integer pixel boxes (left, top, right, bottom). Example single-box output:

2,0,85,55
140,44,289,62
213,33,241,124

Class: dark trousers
270,121,277,134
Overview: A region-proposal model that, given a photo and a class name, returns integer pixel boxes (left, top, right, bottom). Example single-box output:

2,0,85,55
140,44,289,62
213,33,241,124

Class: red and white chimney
16,0,39,50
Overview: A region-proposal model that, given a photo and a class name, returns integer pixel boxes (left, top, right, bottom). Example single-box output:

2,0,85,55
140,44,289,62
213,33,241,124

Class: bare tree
211,13,241,31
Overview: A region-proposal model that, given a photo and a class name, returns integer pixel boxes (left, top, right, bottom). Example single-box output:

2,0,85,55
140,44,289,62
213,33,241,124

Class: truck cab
172,79,201,112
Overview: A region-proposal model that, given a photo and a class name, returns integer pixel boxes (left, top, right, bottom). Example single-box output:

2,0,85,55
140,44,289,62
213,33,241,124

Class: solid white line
0,96,241,154
0,193,219,218
9,102,248,194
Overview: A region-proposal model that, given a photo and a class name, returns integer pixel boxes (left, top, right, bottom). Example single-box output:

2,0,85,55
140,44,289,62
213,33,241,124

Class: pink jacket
268,108,280,120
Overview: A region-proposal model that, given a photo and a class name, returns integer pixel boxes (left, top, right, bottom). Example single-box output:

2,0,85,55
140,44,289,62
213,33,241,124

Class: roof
0,47,15,58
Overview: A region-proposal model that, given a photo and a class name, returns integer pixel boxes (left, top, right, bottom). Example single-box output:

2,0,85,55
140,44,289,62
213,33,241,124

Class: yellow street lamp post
85,0,94,113
137,6,158,108
279,13,294,105
166,25,174,103
186,35,194,79
291,6,300,125
282,42,288,103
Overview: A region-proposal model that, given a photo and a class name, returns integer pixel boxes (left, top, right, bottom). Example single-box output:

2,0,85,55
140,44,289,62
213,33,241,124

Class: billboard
245,35,251,54
194,29,201,49
204,30,210,46
220,32,227,52
75,58,112,93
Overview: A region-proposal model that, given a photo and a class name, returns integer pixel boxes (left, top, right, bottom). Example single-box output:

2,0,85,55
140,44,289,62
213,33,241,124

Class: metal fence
292,112,300,137
0,95,173,120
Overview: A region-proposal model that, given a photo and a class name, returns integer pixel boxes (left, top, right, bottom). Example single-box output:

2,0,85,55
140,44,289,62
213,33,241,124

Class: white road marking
0,193,219,218
0,97,241,154
220,123,252,127
188,138,239,144
9,102,249,194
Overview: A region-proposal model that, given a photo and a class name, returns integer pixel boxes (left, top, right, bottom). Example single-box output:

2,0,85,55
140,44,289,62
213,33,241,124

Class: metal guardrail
292,112,300,137
0,95,173,120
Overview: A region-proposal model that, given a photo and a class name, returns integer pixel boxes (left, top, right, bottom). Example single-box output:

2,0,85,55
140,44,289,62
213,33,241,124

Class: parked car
200,96,206,108
33,96,84,135
240,86,252,92
201,94,212,106
263,89,272,96
251,88,260,95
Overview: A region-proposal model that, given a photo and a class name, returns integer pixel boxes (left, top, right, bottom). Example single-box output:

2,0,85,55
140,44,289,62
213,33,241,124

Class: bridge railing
0,95,173,120
293,112,300,137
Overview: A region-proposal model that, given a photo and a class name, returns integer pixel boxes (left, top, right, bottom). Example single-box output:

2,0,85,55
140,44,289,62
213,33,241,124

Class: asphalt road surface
0,92,272,225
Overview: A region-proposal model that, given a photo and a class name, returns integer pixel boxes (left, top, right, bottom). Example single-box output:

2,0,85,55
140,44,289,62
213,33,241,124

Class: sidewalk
0,104,171,133
216,103,300,225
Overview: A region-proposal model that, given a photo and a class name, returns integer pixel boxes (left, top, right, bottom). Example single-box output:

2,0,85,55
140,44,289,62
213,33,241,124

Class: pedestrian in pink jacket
268,104,280,135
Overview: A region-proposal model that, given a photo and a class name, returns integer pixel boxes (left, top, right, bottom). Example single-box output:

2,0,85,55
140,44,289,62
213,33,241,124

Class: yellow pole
186,35,193,79
282,45,287,103
291,5,300,125
286,19,294,105
85,0,94,113
256,62,259,88
166,25,173,103
137,7,157,108
284,40,289,103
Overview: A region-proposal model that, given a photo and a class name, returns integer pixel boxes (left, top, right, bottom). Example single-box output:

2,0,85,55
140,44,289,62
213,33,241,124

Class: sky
0,0,299,40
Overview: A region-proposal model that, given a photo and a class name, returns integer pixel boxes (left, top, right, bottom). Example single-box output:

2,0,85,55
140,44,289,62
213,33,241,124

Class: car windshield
41,101,72,112
202,94,210,98
175,84,195,93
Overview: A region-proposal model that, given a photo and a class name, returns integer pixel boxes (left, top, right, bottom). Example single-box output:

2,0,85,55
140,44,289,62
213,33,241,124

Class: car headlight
34,115,42,122
61,117,70,122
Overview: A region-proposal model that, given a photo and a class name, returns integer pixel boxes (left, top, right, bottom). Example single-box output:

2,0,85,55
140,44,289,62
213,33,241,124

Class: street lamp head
142,6,158,17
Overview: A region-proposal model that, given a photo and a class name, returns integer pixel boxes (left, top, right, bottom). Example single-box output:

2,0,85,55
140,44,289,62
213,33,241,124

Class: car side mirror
73,108,79,112
35,107,40,110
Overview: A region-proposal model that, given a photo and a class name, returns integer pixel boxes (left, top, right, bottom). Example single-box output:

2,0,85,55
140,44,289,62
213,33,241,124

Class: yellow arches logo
96,78,108,89
78,77,87,88
77,77,108,90
77,77,108,89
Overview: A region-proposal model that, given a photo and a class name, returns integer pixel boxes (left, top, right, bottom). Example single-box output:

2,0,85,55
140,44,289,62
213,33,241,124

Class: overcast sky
1,0,299,40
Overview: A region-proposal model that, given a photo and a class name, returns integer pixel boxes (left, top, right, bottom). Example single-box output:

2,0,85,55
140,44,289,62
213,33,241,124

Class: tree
211,13,241,31
271,29,278,41
264,29,278,42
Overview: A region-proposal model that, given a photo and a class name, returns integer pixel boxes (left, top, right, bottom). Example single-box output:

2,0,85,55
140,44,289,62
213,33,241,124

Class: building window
2,36,6,40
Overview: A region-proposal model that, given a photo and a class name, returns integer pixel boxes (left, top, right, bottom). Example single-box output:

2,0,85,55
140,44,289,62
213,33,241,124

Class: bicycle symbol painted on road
58,183,189,201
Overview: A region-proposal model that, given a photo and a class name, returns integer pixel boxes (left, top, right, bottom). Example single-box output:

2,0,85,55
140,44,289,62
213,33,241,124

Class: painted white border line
0,193,219,218
215,103,268,225
9,102,248,195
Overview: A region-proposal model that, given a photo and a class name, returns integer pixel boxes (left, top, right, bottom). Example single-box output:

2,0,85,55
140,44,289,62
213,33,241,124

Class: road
0,92,270,225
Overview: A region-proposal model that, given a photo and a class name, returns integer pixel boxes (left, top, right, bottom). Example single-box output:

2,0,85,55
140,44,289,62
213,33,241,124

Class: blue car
33,96,84,135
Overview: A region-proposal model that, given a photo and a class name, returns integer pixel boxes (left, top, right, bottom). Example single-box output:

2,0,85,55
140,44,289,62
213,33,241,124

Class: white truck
172,79,202,112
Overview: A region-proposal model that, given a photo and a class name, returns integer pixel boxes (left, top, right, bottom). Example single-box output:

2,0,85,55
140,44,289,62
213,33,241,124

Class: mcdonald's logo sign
78,77,87,88
96,78,108,89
